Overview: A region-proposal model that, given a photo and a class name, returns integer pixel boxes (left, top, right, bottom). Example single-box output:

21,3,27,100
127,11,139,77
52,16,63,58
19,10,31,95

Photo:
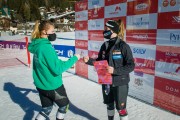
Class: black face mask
47,33,56,41
103,30,112,39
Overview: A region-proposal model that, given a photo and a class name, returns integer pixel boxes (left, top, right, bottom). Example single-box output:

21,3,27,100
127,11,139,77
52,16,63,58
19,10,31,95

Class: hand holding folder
93,60,112,84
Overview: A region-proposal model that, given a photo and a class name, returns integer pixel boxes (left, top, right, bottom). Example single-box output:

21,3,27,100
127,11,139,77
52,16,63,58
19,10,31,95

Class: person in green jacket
28,20,80,120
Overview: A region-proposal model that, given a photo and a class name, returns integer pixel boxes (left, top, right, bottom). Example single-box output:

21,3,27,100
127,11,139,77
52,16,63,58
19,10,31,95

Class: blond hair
31,20,54,40
116,19,125,41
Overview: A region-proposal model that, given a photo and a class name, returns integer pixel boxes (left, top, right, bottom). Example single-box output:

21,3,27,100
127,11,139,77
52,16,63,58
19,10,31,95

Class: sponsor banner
158,0,180,13
126,13,157,30
129,43,156,60
126,29,156,45
75,21,88,31
105,2,127,18
105,16,127,28
88,19,104,30
75,10,88,21
127,0,158,15
88,40,104,52
75,40,88,50
88,30,104,41
155,61,180,82
75,48,88,58
154,76,180,114
0,41,26,50
53,45,75,58
88,65,99,83
134,58,155,75
75,0,88,12
75,58,88,78
88,50,99,59
88,0,105,10
158,11,180,29
53,39,75,46
129,72,154,104
156,45,180,64
88,7,104,19
75,30,88,40
105,0,127,6
156,29,180,46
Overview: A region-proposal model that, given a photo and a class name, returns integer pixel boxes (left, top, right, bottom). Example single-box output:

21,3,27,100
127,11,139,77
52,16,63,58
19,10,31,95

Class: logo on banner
78,32,84,37
170,33,180,43
79,23,84,28
91,21,101,28
56,50,63,56
133,78,143,89
163,0,177,7
109,5,121,15
76,12,87,19
92,0,100,6
77,3,87,10
67,50,74,57
91,33,99,38
133,17,149,27
135,3,148,11
133,48,146,54
134,71,144,77
93,7,101,18
165,85,179,94
170,0,176,6
76,14,85,19
164,66,180,78
76,41,88,48
89,42,101,51
173,16,180,23
115,6,121,11
136,63,146,67
132,34,148,40
163,0,169,7
91,53,98,59
165,52,178,57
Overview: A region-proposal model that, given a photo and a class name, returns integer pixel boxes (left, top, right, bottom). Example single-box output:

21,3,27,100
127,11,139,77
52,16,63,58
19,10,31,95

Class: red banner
126,30,156,45
88,50,99,59
156,45,180,64
158,11,180,29
75,21,88,30
134,58,155,75
88,7,104,19
75,40,88,50
75,1,88,12
127,0,158,15
154,76,180,114
105,0,127,6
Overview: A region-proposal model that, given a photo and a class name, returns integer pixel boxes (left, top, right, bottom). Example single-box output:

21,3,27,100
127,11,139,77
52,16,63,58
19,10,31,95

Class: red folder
93,60,112,84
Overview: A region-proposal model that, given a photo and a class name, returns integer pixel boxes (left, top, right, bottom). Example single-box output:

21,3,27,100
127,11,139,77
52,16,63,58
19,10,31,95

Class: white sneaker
120,115,128,120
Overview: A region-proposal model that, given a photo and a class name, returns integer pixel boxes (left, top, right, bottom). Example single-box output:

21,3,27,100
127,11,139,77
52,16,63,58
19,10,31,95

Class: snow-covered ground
0,65,179,120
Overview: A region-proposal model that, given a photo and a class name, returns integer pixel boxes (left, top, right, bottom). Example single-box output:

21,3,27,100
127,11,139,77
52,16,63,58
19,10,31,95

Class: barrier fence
0,36,31,68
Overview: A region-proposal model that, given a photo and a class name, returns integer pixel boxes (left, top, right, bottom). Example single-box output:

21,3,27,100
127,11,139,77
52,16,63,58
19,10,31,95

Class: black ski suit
86,37,135,110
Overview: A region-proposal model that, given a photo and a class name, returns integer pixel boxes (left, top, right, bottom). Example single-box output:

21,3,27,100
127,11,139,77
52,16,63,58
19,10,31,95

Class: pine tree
23,2,30,22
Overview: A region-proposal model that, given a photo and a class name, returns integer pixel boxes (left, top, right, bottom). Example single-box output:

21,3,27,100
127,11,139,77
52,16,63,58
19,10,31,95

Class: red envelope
93,60,112,84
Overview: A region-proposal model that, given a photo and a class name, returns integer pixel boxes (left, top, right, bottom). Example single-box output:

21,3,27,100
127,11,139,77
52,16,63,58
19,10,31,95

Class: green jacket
28,38,78,90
